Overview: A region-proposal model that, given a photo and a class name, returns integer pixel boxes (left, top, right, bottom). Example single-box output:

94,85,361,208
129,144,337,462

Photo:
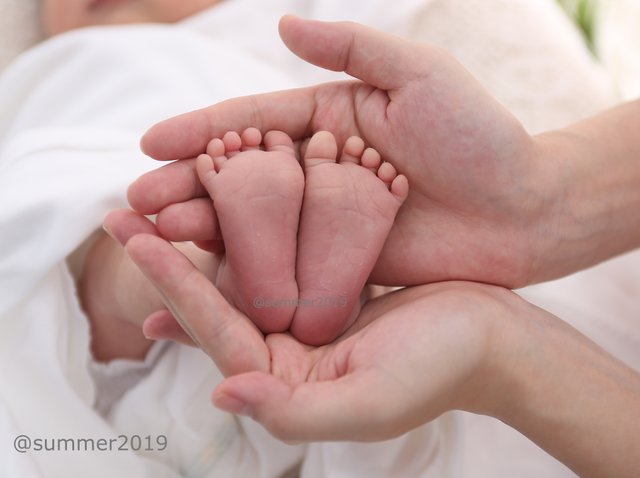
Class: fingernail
103,222,125,246
213,393,251,417
102,223,115,240
142,329,156,341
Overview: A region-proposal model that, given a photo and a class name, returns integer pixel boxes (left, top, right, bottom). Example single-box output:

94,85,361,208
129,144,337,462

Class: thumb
213,370,404,442
278,15,427,91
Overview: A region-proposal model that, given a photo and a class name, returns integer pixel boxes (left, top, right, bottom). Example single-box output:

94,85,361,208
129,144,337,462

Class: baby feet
292,132,408,345
197,128,408,344
197,128,304,333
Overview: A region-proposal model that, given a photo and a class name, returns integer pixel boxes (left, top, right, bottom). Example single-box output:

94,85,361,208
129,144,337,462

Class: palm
300,71,539,287
115,215,498,442
219,282,491,441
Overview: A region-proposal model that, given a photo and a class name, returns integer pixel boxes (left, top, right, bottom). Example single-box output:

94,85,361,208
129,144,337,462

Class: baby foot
196,128,304,333
291,132,409,345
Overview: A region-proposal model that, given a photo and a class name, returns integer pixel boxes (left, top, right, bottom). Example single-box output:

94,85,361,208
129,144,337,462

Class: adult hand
105,208,498,414
107,211,640,478
127,16,553,289
112,210,501,438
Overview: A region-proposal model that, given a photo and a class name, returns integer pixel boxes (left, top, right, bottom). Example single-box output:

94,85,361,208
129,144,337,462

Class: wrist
527,103,640,283
449,285,526,416
525,130,585,283
467,291,640,477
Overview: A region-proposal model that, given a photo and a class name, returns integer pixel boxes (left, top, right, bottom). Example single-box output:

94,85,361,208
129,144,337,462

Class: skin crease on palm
40,0,223,36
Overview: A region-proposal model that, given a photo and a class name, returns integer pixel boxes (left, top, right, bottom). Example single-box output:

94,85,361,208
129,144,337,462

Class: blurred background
1,0,638,101
558,0,640,99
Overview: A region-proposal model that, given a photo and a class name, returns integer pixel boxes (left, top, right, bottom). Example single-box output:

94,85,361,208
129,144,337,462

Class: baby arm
72,229,220,362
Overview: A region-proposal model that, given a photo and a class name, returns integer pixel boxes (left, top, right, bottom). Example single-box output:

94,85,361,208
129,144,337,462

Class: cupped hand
107,209,511,442
127,16,553,289
211,281,509,443
106,212,640,477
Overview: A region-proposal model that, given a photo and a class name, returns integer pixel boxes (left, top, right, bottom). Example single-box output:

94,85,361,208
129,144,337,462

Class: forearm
75,232,154,362
531,100,640,282
480,297,640,477
75,231,221,362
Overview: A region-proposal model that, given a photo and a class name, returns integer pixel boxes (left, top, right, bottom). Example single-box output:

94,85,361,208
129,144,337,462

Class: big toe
264,130,296,155
304,131,338,168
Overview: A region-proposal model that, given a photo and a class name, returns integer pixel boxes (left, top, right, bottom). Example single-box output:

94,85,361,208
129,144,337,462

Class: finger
213,370,408,442
141,88,319,161
125,233,269,376
142,309,196,347
193,239,226,254
140,17,428,162
103,208,159,245
156,198,222,243
279,15,424,91
127,158,207,214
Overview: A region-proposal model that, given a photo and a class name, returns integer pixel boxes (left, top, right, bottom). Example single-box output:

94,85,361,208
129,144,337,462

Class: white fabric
301,413,462,478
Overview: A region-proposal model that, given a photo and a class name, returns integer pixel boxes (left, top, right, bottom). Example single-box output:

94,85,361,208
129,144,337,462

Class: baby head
42,0,223,36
